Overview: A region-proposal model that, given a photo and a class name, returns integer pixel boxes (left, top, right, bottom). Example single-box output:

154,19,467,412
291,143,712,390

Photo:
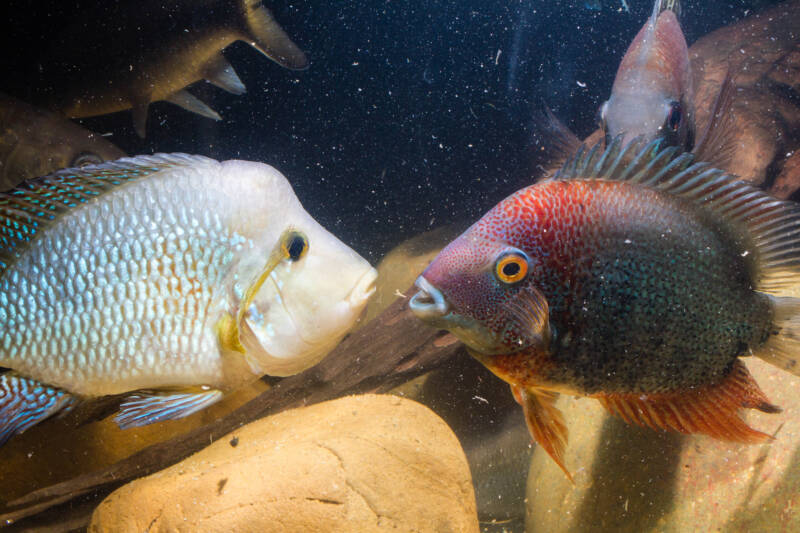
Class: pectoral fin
530,105,584,178
691,71,737,173
114,387,223,429
131,101,150,138
0,373,75,445
512,384,572,481
595,360,779,443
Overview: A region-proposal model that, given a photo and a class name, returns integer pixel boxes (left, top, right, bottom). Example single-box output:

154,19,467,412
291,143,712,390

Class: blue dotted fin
114,388,223,429
0,153,217,277
0,373,75,446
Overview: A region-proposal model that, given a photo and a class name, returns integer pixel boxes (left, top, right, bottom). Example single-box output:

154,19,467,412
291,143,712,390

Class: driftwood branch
1,285,464,526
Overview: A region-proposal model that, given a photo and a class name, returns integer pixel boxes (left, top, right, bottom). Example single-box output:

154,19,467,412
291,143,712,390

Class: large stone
525,357,800,532
89,394,479,533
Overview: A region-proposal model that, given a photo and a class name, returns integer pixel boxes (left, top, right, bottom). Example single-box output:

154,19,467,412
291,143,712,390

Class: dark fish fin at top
114,387,223,429
165,89,223,121
596,360,779,442
240,0,308,70
556,137,800,294
691,71,737,173
0,372,76,446
0,153,217,276
512,385,572,481
204,54,247,95
529,106,584,178
656,0,681,19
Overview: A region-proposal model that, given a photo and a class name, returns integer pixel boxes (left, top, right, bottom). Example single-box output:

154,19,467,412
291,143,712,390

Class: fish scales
435,179,768,395
0,164,246,395
0,154,376,443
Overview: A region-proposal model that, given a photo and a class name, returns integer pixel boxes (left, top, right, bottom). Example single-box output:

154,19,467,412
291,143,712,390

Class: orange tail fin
596,360,780,443
512,385,573,481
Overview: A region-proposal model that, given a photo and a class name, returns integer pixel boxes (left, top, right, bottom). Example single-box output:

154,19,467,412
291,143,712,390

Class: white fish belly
0,173,247,396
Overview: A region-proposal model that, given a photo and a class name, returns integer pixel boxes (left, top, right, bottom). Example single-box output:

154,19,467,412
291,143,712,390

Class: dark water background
0,0,779,261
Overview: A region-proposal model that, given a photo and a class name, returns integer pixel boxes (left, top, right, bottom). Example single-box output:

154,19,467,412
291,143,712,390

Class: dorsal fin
553,138,800,293
0,153,216,276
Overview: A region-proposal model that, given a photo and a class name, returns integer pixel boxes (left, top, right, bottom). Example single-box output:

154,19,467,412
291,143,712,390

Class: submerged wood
1,285,463,525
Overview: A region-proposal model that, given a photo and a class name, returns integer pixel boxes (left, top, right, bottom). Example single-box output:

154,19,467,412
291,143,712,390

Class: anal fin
0,372,75,446
204,53,246,95
512,384,572,481
596,360,779,443
165,90,222,122
114,387,223,429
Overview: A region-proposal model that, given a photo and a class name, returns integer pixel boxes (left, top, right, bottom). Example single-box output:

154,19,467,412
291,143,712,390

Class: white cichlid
0,153,376,440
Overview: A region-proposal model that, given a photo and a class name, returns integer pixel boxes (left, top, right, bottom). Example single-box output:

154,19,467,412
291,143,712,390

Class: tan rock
89,394,479,533
525,358,800,532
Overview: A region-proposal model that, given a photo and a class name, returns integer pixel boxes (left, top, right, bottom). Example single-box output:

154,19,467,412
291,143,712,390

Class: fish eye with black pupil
71,152,104,167
495,251,529,284
286,233,308,261
666,101,682,131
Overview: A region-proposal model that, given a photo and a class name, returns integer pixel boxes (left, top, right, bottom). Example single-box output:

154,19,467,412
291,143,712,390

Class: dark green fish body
411,140,800,476
501,180,771,395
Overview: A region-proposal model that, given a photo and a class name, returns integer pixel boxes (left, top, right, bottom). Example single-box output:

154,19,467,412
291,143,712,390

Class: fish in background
538,0,736,173
0,93,125,190
35,0,308,137
0,154,376,445
411,139,800,477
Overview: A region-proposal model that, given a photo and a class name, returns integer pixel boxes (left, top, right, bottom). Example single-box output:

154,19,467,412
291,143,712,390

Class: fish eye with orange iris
495,251,529,284
411,138,800,479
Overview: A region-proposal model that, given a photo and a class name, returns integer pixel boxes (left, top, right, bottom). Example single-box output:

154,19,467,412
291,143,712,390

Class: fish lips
410,276,507,354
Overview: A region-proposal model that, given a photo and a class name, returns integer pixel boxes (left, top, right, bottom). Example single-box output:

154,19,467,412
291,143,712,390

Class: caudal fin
756,295,800,377
0,373,75,446
240,0,308,70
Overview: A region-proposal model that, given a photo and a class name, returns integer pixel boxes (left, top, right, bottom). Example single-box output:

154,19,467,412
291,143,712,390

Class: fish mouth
347,267,378,307
410,276,516,355
410,276,449,319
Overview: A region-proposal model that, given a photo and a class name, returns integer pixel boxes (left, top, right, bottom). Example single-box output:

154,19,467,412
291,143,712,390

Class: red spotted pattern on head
421,178,690,352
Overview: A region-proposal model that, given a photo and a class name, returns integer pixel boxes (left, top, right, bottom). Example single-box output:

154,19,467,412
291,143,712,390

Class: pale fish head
222,161,377,377
598,8,694,151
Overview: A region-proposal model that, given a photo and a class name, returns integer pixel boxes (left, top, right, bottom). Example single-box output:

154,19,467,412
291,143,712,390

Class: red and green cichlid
410,139,800,478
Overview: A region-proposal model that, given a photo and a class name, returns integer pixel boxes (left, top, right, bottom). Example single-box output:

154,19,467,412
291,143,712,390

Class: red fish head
599,9,695,151
410,191,551,357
